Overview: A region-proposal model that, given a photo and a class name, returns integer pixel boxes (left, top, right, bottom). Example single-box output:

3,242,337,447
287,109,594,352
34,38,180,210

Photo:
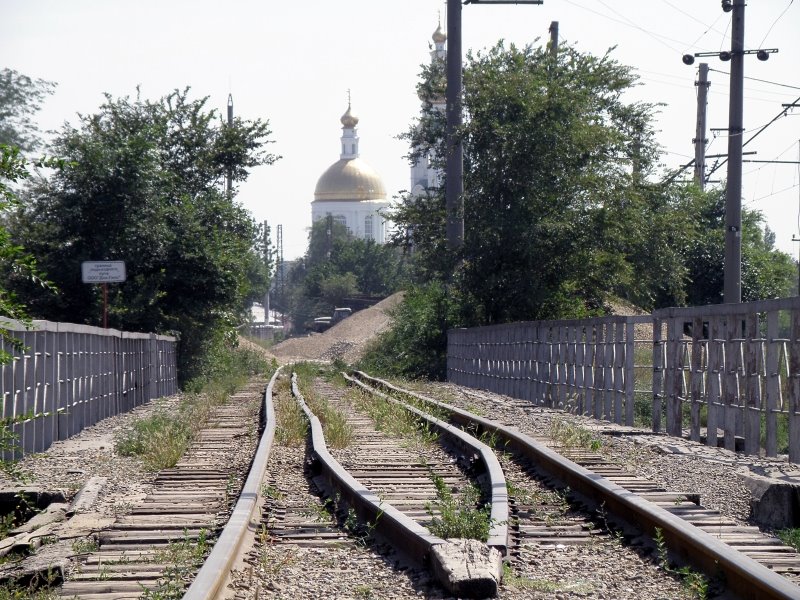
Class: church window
351,143,355,154
334,215,348,232
364,215,373,240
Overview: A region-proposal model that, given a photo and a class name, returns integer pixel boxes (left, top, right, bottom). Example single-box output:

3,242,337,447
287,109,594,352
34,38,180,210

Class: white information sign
81,261,127,283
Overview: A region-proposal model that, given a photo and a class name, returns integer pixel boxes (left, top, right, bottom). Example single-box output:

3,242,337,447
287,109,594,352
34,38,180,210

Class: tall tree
0,69,56,152
395,42,668,322
7,88,278,380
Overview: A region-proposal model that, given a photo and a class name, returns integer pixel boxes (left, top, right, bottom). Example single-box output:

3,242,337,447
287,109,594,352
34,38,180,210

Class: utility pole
276,224,284,326
445,0,464,252
723,1,745,304
226,94,233,196
549,21,558,58
682,1,776,304
263,220,270,324
694,63,709,190
445,0,544,253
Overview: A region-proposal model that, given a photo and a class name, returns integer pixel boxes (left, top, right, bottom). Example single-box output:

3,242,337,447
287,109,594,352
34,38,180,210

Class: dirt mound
270,292,404,364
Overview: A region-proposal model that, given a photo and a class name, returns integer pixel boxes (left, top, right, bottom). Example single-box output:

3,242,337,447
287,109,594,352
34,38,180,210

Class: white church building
310,22,447,243
311,103,389,243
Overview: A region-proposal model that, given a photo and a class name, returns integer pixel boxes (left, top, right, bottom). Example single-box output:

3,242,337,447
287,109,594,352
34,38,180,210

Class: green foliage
0,145,60,364
115,408,193,471
681,187,794,305
116,344,271,470
549,417,603,451
285,219,407,331
4,88,278,383
654,527,709,599
358,282,458,379
380,40,795,379
0,69,56,152
425,472,492,541
140,529,211,600
777,528,800,552
0,574,59,600
292,364,352,448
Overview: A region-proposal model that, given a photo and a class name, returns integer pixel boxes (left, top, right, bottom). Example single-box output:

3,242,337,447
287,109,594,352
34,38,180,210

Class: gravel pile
270,292,403,364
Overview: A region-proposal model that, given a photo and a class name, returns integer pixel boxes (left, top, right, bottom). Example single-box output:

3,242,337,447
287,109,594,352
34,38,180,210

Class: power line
708,68,800,92
562,0,688,52
706,95,800,179
750,182,799,203
757,0,794,49
659,0,728,52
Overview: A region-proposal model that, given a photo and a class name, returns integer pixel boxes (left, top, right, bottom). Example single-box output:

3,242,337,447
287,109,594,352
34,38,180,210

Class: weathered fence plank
0,319,177,460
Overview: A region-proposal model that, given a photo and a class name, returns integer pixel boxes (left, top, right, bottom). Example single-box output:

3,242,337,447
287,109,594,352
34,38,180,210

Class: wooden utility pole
723,2,745,304
445,0,544,253
694,63,709,190
226,94,234,195
445,0,464,252
549,21,558,57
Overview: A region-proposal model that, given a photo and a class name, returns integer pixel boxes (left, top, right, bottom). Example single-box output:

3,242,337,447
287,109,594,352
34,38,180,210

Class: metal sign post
81,261,127,328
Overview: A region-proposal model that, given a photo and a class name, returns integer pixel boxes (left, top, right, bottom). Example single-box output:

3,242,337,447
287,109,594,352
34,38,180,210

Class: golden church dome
432,23,447,44
314,158,386,202
340,105,359,129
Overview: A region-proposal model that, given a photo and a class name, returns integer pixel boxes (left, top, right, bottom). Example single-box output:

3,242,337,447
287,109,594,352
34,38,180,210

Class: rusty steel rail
291,372,445,565
183,367,283,600
352,371,800,600
343,372,508,552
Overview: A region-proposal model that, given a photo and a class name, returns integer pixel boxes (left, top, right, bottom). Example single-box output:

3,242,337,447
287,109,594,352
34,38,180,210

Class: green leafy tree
6,88,278,381
286,219,407,331
681,186,794,305
0,146,59,363
395,42,668,323
0,69,56,152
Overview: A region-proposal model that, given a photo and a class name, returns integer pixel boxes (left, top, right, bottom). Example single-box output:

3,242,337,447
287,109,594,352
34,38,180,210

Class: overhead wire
562,0,688,53
708,69,800,92
757,0,794,49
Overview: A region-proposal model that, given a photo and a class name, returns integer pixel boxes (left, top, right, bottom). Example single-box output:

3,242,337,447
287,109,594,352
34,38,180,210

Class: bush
358,282,458,380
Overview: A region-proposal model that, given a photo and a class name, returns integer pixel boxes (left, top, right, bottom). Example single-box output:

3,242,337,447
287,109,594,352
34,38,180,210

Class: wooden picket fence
0,319,177,459
448,296,800,462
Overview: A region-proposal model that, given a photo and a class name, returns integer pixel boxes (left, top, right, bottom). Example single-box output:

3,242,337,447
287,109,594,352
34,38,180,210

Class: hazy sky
3,0,799,260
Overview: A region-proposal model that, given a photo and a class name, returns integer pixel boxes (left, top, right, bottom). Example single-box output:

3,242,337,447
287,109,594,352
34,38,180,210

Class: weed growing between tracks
274,375,307,446
115,345,272,470
654,527,710,600
0,571,60,600
292,364,353,448
777,527,800,551
138,529,211,600
425,472,493,541
549,417,603,451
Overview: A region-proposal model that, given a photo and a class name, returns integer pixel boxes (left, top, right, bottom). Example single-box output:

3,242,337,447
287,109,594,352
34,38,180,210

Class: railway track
202,366,689,599
351,371,800,600
58,382,265,599
53,364,800,599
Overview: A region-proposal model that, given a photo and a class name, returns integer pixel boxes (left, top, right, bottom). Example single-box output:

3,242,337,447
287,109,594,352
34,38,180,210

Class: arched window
364,215,373,240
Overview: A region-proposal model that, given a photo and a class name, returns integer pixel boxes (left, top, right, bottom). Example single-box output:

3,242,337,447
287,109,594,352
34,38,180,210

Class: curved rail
183,366,283,600
293,372,504,598
343,372,508,552
352,371,800,600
